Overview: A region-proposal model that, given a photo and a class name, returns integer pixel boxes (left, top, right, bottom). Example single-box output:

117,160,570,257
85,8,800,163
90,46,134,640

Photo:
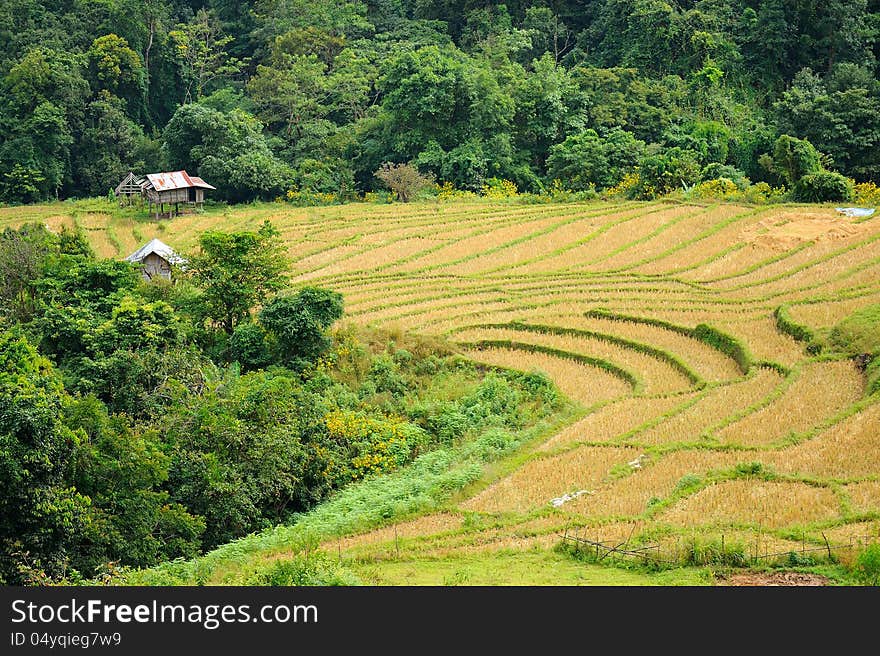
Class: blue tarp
835,207,875,218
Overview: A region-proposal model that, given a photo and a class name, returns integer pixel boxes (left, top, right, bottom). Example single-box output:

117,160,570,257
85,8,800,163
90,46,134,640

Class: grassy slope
5,197,879,586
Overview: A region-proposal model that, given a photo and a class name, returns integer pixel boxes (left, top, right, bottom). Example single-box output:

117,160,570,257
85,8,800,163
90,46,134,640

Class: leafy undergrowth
113,361,577,585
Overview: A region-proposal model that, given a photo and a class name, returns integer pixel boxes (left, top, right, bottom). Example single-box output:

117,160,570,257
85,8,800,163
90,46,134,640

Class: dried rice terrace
5,198,880,579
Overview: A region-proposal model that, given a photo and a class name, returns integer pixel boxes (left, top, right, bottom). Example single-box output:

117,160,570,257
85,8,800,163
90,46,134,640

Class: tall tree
187,221,290,335
169,9,240,104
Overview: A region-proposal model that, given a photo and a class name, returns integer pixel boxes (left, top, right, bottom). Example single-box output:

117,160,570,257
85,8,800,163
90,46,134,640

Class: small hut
140,170,215,219
125,238,186,281
114,172,145,206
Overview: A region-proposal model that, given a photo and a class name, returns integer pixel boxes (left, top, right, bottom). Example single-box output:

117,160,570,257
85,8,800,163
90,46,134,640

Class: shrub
744,181,787,204
544,179,598,202
734,461,766,476
604,172,641,199
229,322,272,371
436,181,478,201
690,177,739,199
683,537,748,567
258,287,344,367
867,358,880,396
675,473,702,492
374,162,436,202
633,147,702,199
700,163,748,187
853,181,880,207
829,304,880,355
793,171,854,202
762,134,822,186
855,543,880,585
245,553,359,585
481,177,518,198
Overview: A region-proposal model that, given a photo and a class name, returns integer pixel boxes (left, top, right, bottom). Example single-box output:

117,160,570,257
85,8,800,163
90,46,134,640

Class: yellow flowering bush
325,409,425,481
284,188,339,206
436,181,478,201
690,177,740,199
853,181,880,207
481,177,518,198
685,178,787,204
604,171,641,199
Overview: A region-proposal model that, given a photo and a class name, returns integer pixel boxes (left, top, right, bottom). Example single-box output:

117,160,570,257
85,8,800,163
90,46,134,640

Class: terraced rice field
5,198,879,576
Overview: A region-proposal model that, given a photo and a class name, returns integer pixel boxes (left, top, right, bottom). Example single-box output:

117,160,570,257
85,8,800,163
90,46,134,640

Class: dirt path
716,571,830,586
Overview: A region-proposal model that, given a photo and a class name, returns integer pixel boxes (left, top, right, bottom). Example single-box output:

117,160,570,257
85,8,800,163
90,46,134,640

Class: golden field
4,197,879,572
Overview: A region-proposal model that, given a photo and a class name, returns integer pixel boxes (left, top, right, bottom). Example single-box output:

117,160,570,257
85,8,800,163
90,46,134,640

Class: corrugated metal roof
145,171,194,191
142,170,215,192
189,176,216,190
125,238,186,265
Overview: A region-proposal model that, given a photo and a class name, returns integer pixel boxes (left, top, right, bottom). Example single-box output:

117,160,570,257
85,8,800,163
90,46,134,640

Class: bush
633,147,702,199
828,304,880,355
855,543,880,585
793,171,854,202
229,322,272,370
245,553,359,585
374,162,435,202
481,177,518,198
700,163,748,186
690,177,740,199
762,134,822,186
853,181,880,207
867,358,880,396
683,537,748,567
259,287,344,367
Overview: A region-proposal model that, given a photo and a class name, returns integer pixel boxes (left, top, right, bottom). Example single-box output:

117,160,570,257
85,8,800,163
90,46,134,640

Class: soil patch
716,571,830,586
742,212,862,252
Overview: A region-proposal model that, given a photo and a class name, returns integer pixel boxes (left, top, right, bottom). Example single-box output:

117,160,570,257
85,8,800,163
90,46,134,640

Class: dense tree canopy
2,1,879,204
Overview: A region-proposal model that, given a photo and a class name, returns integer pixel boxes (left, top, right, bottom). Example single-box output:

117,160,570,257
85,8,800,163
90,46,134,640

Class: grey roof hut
140,170,216,219
125,238,186,281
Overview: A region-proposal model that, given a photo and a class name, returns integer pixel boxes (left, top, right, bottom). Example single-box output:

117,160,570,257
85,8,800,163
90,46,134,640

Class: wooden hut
125,238,186,281
114,172,145,206
140,170,216,219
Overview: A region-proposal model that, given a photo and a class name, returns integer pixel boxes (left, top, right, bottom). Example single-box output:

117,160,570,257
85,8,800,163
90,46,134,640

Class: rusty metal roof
189,175,216,190
144,170,215,191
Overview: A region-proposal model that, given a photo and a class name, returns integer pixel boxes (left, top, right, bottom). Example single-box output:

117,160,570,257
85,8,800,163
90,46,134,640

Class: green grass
829,304,880,355
348,549,712,586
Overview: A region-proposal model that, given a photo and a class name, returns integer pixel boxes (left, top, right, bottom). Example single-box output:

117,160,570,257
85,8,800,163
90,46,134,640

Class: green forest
2,1,880,205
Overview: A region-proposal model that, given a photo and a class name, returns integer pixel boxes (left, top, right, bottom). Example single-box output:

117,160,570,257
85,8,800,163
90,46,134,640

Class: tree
374,161,435,201
162,102,292,201
546,128,645,190
188,221,289,335
73,93,148,197
634,147,702,199
259,287,343,366
247,51,330,138
760,134,823,187
522,6,574,67
0,331,90,583
0,47,89,200
169,9,240,104
86,34,145,108
0,223,55,323
775,67,880,180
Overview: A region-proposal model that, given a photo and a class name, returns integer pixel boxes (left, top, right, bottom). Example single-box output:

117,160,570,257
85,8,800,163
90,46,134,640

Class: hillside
3,197,878,585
